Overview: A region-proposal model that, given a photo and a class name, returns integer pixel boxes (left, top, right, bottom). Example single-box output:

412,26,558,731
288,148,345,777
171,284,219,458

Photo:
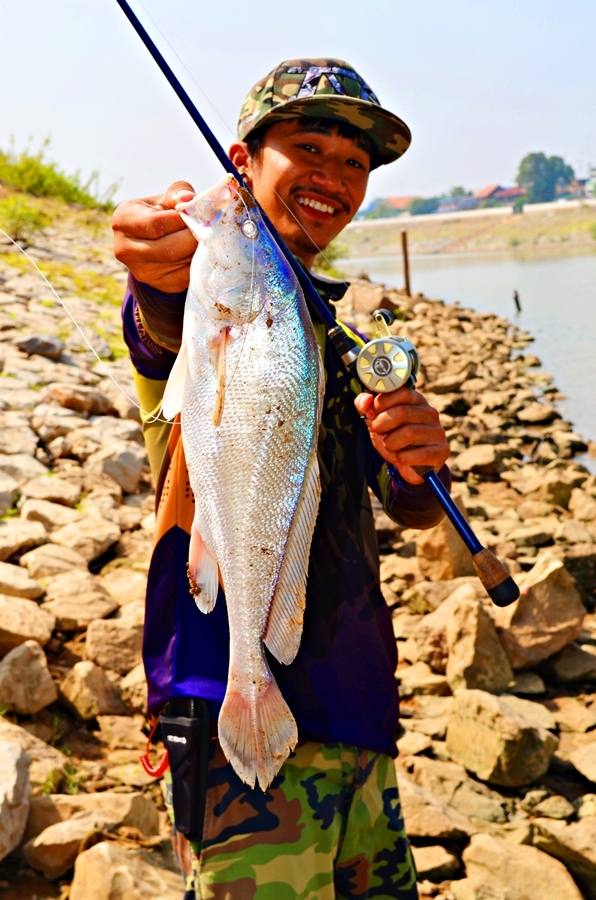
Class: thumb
354,392,375,420
158,180,196,210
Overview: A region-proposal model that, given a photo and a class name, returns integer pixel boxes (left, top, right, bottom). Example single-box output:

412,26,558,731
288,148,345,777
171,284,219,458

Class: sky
1,0,595,207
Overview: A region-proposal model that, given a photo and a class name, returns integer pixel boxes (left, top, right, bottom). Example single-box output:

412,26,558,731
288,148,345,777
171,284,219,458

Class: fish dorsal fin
263,448,321,665
161,339,189,420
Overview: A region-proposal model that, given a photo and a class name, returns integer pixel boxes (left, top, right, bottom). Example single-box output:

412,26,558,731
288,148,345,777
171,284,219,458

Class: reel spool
356,309,419,394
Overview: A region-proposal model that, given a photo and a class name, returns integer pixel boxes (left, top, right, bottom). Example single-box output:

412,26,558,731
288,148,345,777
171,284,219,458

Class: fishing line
0,229,173,425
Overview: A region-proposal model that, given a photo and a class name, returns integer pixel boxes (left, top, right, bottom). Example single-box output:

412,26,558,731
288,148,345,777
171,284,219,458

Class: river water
339,252,596,446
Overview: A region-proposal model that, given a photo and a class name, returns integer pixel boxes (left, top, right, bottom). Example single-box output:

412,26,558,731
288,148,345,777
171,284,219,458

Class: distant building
474,184,525,203
357,196,417,219
437,195,478,213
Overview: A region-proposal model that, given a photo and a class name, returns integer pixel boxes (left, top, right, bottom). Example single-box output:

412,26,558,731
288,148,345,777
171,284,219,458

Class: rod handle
472,548,520,607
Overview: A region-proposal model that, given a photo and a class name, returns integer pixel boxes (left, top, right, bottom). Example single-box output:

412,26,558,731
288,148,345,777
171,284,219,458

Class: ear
229,141,253,178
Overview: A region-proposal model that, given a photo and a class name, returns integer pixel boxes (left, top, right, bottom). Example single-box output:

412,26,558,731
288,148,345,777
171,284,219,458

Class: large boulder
0,741,29,862
69,841,182,900
446,594,513,693
23,810,115,878
0,594,55,653
0,560,44,599
446,689,558,786
42,570,117,630
0,719,66,790
453,833,583,900
0,518,47,562
60,661,125,720
85,618,143,675
25,791,160,843
532,817,596,900
416,494,475,580
0,640,57,714
51,516,121,563
494,554,585,669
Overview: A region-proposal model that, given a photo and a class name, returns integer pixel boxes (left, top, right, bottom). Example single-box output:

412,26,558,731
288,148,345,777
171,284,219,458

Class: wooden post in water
401,229,411,296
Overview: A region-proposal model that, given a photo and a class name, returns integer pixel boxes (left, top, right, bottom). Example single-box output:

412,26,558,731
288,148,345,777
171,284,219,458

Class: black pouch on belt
160,697,210,843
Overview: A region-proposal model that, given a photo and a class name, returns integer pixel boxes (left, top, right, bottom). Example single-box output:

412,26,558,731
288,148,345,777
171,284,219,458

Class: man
113,59,450,899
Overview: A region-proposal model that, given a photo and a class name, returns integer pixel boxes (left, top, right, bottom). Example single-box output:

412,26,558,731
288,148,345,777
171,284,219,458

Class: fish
161,174,324,790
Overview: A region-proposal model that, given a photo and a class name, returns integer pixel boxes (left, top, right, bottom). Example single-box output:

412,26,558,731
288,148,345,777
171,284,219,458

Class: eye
347,157,367,171
242,219,258,239
299,143,318,154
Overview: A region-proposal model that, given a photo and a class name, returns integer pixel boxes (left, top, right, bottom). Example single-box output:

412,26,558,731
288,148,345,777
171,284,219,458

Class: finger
113,200,192,241
114,230,197,270
372,387,425,413
354,392,375,419
369,404,439,435
382,424,446,454
158,180,196,210
389,443,450,469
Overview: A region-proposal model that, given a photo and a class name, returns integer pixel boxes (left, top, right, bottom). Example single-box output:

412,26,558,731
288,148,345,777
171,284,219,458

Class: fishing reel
356,309,419,394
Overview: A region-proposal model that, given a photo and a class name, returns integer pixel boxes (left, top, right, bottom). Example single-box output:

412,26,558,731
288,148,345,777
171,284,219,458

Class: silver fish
162,175,324,789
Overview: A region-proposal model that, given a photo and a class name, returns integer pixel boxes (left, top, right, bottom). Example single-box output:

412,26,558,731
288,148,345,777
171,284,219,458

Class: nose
309,158,346,193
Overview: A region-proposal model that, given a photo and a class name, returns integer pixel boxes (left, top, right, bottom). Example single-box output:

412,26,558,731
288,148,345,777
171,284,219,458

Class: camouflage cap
237,58,411,169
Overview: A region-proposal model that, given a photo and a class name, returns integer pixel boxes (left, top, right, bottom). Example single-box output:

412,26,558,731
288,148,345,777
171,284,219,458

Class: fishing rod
114,0,520,608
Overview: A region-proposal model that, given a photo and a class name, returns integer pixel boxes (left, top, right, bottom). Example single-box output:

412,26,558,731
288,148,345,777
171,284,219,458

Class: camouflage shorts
164,740,418,900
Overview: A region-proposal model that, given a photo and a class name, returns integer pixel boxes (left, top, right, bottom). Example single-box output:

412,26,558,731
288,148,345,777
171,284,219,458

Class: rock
454,443,508,475
100,566,147,606
0,453,47,485
87,441,147,493
532,794,576,819
69,841,182,900
0,640,57,714
494,555,585,669
20,474,82,507
104,761,156,788
495,694,556,731
416,495,475,580
0,425,38,456
0,741,29,862
19,542,88,579
51,516,121,562
0,518,47,561
0,560,44,599
569,488,596,522
517,401,559,424
510,671,545,695
411,844,459,882
401,695,454,740
568,743,596,782
0,594,55,653
397,730,433,756
46,383,117,415
0,719,66,790
576,795,596,819
0,471,19,516
42,570,117,630
544,696,596,732
541,643,596,684
404,756,507,824
60,661,125,720
17,335,65,360
397,662,450,697
25,791,160,842
453,833,583,900
120,662,148,713
23,810,115,879
446,689,558,787
398,773,473,839
20,498,82,530
532,817,596,899
85,618,143,675
445,595,514,693
95,715,146,750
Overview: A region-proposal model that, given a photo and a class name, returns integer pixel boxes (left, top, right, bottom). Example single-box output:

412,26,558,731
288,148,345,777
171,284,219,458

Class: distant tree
409,197,440,215
449,185,469,198
516,153,575,203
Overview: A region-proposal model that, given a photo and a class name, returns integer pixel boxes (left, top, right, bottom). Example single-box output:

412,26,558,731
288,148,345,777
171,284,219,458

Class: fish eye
242,219,258,239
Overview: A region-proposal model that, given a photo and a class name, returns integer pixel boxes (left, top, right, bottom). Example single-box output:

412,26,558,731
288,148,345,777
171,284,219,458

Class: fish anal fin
162,339,189,420
263,451,321,665
218,677,298,790
187,524,219,613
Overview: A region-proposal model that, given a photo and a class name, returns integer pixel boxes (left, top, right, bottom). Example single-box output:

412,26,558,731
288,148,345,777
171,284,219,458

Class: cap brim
241,95,411,168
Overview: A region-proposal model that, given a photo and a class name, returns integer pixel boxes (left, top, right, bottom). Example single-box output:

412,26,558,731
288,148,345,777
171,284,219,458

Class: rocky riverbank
0,217,594,899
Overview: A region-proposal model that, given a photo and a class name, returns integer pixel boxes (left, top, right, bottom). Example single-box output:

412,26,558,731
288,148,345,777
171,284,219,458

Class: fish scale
162,175,324,789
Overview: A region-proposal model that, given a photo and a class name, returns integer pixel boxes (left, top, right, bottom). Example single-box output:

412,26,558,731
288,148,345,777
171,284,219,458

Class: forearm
380,462,451,530
121,274,185,378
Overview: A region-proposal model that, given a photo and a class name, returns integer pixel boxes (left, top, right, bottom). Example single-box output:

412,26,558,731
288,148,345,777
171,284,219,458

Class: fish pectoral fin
161,339,189,420
187,525,219,613
263,450,321,665
211,327,228,427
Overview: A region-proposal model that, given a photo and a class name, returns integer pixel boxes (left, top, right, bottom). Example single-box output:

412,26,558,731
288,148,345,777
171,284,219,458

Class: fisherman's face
230,120,371,267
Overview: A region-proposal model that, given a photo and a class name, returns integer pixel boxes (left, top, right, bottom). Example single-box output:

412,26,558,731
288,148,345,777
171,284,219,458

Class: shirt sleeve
121,274,186,379
367,444,451,530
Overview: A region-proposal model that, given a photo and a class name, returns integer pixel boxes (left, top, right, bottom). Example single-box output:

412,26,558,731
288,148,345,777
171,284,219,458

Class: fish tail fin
218,676,297,790
187,525,219,613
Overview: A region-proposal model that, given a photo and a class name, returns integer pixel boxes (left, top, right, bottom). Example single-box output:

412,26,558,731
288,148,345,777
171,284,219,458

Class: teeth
297,197,335,215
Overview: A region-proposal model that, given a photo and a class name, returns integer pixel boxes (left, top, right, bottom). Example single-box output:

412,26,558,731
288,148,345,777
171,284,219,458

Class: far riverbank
341,204,596,259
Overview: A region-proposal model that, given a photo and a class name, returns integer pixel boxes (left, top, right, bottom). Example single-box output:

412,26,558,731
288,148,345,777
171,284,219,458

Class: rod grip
472,548,520,607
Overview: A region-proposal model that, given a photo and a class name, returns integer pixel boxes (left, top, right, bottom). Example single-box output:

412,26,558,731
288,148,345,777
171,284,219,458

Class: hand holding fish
112,181,197,292
355,388,449,485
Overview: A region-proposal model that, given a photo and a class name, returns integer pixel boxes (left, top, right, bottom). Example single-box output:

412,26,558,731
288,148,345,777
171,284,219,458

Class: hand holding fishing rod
351,311,520,607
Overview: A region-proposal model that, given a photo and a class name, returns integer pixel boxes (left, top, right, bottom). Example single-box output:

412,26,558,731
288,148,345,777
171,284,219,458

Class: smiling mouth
296,195,339,216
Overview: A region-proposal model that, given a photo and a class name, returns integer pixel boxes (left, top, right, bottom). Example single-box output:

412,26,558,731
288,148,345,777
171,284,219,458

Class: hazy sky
1,0,594,206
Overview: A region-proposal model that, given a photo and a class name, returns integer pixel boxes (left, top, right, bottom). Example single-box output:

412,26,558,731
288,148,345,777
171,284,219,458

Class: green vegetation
590,223,596,241
313,239,348,278
0,195,52,242
0,138,118,210
516,153,575,203
0,252,123,305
